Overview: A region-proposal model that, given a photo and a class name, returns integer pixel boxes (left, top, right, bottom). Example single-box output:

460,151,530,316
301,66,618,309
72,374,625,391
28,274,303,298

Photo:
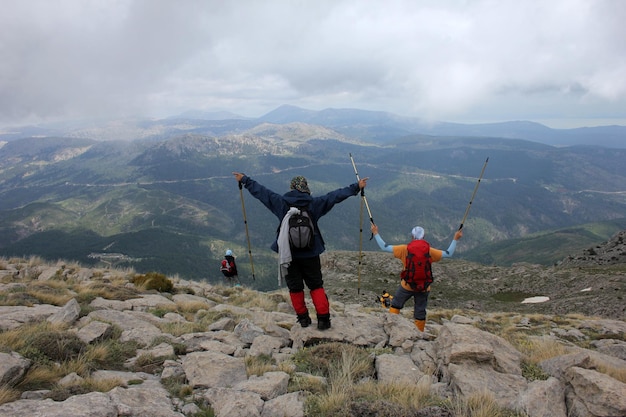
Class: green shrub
291,342,374,381
132,353,167,374
521,361,550,381
46,385,92,402
89,338,138,370
132,272,174,293
25,331,86,362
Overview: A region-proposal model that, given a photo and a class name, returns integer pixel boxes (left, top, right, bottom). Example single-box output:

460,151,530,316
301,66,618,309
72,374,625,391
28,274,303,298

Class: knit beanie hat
225,249,233,256
411,226,425,240
290,176,310,194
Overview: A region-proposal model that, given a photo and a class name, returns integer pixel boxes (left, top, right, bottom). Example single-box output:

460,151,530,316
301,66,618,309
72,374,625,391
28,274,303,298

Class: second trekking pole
239,181,256,281
350,153,373,295
357,191,365,294
459,157,489,231
350,153,375,228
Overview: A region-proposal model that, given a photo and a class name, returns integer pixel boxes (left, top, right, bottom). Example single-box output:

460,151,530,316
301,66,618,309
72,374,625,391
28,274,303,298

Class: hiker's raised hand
232,172,244,182
358,177,369,189
454,229,463,240
371,223,379,235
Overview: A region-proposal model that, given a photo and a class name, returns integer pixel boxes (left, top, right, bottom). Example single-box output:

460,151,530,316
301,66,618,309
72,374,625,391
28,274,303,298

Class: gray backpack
288,209,315,250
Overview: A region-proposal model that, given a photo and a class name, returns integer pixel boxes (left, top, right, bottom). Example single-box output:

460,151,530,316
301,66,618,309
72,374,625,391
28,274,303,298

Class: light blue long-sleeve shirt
373,233,457,258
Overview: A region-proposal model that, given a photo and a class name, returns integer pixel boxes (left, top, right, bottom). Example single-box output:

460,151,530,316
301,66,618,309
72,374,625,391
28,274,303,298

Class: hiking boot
297,313,312,328
317,314,331,330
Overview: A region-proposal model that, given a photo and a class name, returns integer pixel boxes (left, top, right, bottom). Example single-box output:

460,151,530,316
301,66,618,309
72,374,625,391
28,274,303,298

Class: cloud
1,0,625,128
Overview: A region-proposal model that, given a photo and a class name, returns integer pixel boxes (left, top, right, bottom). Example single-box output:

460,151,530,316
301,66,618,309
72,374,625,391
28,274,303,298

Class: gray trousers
390,285,430,320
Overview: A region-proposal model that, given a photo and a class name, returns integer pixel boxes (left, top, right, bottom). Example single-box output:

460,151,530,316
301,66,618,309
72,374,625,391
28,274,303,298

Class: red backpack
220,259,235,277
400,240,433,291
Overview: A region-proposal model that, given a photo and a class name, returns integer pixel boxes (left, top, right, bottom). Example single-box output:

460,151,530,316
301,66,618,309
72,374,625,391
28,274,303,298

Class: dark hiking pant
390,285,430,320
286,256,329,316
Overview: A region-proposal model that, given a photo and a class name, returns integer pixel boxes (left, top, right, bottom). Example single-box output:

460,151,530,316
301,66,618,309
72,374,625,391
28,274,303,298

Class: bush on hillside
132,272,173,293
25,331,86,362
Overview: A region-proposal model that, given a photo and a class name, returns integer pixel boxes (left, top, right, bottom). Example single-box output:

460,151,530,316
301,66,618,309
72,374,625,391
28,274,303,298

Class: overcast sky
1,0,625,129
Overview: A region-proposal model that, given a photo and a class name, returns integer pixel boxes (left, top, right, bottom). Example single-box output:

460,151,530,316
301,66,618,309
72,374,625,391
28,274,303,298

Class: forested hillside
1,109,625,289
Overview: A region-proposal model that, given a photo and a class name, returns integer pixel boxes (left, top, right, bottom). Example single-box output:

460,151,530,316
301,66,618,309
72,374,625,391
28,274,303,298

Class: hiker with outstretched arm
233,172,367,330
371,223,462,332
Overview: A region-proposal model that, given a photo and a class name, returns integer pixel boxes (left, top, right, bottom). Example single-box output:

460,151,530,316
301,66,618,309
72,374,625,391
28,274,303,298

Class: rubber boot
414,319,426,332
389,307,400,314
310,288,329,316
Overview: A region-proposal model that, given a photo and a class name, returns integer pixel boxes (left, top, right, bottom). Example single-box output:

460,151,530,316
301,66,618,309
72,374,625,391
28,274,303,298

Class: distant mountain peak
170,110,250,121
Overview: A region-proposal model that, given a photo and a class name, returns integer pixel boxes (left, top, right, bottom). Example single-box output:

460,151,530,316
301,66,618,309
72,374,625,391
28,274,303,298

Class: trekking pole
349,153,375,228
357,193,364,294
350,153,372,295
459,157,489,231
238,181,256,280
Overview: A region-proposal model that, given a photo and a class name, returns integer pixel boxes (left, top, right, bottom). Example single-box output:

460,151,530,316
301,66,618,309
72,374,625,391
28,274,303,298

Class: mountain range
3,105,626,148
0,105,625,288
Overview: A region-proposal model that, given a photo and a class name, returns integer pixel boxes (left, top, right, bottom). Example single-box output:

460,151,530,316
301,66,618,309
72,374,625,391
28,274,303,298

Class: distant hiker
371,224,462,332
378,290,393,308
233,172,368,330
220,249,240,286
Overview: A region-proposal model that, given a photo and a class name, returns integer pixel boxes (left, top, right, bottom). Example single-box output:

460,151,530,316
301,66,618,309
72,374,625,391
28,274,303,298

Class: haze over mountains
0,105,625,289
3,105,626,148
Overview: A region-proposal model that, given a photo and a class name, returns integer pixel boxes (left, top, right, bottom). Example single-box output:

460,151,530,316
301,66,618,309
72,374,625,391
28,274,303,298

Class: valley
0,107,625,289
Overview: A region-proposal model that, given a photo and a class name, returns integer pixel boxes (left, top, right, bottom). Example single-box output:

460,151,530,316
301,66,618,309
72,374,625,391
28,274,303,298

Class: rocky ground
0,230,624,417
1,261,625,417
321,230,626,320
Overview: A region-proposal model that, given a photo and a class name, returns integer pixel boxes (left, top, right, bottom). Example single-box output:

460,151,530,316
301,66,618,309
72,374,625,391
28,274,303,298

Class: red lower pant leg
310,288,329,316
289,291,308,315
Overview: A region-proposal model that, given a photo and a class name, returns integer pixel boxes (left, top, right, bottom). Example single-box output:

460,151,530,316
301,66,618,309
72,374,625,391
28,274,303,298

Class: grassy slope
461,218,626,266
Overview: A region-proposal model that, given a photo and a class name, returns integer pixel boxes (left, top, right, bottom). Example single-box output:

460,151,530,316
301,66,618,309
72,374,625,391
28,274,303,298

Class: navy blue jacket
240,175,360,258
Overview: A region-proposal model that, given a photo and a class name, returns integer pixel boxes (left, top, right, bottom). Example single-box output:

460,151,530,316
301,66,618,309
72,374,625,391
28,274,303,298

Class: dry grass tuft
289,373,327,395
26,256,46,267
75,282,140,302
593,358,626,383
450,389,527,417
17,365,63,391
306,379,435,417
0,386,20,406
157,321,205,337
81,338,138,371
307,390,351,416
175,300,211,314
57,355,91,378
132,353,167,374
246,354,277,377
291,343,368,379
515,336,570,363
226,287,279,311
131,272,173,293
80,376,125,392
354,379,433,409
26,282,74,306
194,309,238,325
83,344,110,364
46,377,125,402
329,347,374,387
0,321,64,352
